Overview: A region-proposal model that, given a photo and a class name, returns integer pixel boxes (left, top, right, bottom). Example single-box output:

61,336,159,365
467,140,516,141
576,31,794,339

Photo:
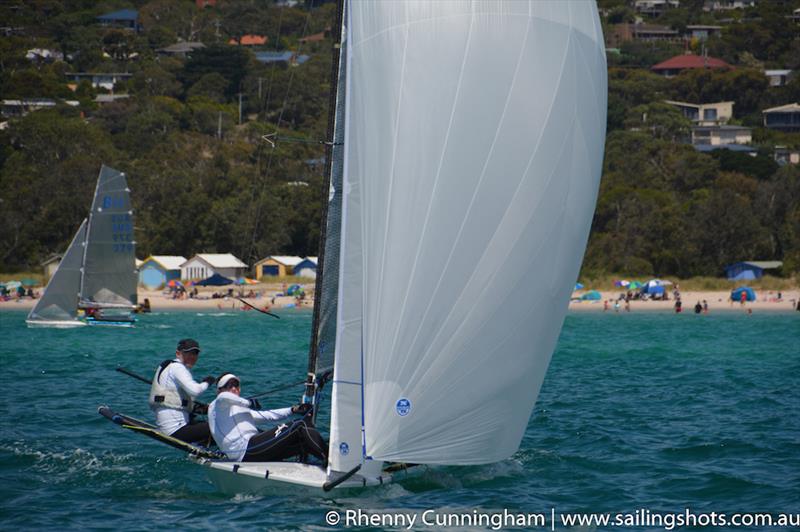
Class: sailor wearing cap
148,338,216,444
208,373,327,464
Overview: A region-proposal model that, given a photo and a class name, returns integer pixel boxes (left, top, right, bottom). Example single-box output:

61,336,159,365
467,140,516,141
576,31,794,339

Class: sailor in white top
208,373,326,463
148,338,216,443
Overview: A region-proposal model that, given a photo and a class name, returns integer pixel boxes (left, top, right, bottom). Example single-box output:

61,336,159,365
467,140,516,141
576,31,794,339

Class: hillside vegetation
1,0,799,279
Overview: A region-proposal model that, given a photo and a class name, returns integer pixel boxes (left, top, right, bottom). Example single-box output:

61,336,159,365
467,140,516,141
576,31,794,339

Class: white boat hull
25,319,87,329
199,460,393,494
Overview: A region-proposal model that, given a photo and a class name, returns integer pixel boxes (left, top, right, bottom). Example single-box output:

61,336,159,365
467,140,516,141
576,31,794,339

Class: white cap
217,373,240,389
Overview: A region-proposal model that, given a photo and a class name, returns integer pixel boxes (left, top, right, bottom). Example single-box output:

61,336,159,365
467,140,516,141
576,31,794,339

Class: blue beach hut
138,255,186,290
731,286,756,302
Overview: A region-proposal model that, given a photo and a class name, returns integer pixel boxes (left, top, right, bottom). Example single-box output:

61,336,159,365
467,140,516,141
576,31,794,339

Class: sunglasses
222,380,240,389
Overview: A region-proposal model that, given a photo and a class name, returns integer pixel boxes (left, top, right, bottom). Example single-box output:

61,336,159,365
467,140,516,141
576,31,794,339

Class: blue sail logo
396,398,411,417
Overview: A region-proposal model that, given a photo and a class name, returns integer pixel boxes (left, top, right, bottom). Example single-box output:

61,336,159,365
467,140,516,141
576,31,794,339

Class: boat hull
199,459,393,494
85,318,135,328
26,319,87,329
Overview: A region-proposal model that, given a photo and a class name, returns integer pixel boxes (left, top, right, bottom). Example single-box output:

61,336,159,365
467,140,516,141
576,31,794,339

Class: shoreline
2,287,797,314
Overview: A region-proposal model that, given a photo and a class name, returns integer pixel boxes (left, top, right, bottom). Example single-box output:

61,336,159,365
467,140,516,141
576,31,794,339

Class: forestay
341,1,607,464
27,219,88,323
79,165,137,309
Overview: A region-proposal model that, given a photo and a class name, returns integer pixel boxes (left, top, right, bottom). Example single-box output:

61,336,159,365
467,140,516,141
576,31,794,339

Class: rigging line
245,1,318,264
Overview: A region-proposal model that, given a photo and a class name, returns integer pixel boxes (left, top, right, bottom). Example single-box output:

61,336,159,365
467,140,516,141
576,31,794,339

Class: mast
78,168,103,305
305,0,346,402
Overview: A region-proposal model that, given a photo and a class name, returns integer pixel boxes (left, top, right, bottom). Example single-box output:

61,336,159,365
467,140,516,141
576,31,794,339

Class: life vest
148,359,194,411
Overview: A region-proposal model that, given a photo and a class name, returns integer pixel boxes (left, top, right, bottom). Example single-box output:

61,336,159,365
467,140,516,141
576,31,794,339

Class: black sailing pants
242,419,327,463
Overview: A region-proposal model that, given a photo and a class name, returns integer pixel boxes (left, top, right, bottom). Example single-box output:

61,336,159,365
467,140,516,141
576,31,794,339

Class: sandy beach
3,284,798,313
0,283,316,312
568,289,800,313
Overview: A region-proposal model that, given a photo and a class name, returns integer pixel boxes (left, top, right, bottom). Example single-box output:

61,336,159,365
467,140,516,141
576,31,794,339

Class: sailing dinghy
199,0,607,492
26,165,138,328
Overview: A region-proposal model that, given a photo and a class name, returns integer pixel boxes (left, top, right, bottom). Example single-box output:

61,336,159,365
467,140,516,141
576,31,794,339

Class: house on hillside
691,124,752,147
651,54,732,77
254,256,303,278
228,35,268,46
685,25,722,41
181,253,247,281
764,70,794,87
294,257,318,279
762,103,800,132
66,72,132,92
635,0,680,17
606,23,679,47
254,51,310,66
774,146,800,165
665,100,733,126
96,9,141,32
157,42,206,57
724,261,782,281
299,28,330,44
139,255,187,289
1,98,79,118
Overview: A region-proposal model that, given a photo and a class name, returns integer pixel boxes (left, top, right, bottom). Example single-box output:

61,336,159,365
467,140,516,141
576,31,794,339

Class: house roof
183,253,247,268
254,51,310,65
229,35,267,46
762,103,800,114
664,99,734,109
158,42,206,54
143,255,187,270
297,257,318,265
651,54,732,71
255,255,304,267
97,9,138,21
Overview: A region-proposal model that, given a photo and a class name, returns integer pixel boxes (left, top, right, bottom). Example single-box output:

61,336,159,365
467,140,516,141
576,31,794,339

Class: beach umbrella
235,277,259,285
167,279,184,288
574,282,584,291
4,280,21,290
195,273,234,286
287,284,302,296
614,280,630,287
21,278,38,287
628,281,643,289
579,290,602,301
731,286,756,302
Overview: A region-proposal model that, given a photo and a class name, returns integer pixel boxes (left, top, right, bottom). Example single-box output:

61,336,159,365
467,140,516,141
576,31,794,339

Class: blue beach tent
580,290,602,301
195,273,234,286
731,286,756,302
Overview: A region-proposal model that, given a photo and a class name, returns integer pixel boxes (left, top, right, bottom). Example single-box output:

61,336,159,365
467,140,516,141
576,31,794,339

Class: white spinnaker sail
80,165,137,309
27,219,88,323
340,1,607,464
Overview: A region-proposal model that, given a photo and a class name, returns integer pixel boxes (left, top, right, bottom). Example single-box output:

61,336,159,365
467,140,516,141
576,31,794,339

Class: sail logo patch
396,398,411,416
339,442,349,455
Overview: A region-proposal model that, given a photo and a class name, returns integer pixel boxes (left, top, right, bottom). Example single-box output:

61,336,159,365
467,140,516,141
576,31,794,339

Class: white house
181,253,248,281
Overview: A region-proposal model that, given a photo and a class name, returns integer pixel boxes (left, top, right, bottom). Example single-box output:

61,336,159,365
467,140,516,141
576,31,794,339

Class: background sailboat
202,0,607,491
27,165,137,328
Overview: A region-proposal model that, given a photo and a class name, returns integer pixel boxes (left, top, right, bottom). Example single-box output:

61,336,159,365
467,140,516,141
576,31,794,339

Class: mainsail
27,219,88,323
322,0,607,468
79,165,137,309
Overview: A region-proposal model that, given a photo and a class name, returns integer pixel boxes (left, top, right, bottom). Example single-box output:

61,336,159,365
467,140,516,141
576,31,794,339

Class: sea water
0,309,798,530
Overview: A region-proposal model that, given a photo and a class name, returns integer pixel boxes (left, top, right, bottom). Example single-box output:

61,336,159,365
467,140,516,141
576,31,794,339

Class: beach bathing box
138,255,186,289
180,253,247,282
254,256,303,278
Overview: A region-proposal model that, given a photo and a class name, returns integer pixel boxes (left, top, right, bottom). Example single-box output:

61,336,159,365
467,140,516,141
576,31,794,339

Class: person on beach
208,373,327,464
149,338,216,444
674,297,682,313
702,300,709,313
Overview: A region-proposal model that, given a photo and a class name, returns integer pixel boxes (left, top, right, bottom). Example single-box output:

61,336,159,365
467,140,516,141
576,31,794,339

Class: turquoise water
0,309,798,530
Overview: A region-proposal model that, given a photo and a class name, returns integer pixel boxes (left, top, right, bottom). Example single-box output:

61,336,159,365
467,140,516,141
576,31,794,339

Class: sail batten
333,0,607,465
